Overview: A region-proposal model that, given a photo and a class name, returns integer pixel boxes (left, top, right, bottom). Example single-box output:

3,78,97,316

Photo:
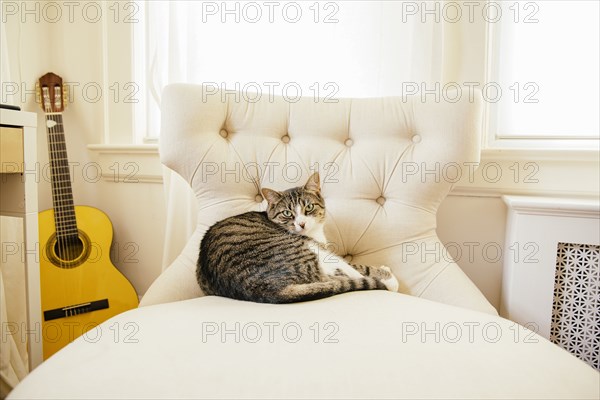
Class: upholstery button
376,196,386,206
219,129,228,138
344,254,353,262
281,135,290,143
255,194,263,203
344,138,353,147
412,134,421,143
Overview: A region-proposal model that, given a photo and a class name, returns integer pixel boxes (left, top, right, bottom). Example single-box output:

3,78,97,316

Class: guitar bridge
43,299,109,321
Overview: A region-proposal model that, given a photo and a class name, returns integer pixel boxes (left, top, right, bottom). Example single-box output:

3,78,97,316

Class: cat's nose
299,222,305,228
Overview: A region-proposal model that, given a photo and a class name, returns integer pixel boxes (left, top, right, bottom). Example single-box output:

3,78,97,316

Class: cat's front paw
379,265,399,292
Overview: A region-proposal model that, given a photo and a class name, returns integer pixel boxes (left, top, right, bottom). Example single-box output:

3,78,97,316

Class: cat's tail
272,276,388,303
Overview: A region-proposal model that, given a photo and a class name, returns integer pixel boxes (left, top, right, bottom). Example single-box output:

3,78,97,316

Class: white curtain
0,21,11,90
137,1,487,270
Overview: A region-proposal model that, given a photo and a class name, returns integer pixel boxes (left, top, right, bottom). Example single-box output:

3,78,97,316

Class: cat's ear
261,188,282,205
304,172,321,192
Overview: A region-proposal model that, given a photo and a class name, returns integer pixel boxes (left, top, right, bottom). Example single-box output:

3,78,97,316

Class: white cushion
9,292,599,399
141,84,496,315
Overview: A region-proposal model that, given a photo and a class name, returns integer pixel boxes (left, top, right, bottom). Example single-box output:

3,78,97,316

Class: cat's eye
305,204,314,212
282,210,293,218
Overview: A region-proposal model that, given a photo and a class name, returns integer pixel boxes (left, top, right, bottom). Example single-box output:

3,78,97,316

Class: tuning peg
63,85,69,109
53,85,62,110
35,82,41,105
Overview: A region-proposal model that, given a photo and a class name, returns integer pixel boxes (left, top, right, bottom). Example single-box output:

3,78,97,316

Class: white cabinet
0,108,42,380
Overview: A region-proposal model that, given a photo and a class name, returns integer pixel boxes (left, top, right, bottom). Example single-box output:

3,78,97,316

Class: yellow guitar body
39,205,138,359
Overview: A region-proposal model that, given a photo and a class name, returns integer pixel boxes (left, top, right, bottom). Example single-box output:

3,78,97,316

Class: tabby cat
197,172,399,303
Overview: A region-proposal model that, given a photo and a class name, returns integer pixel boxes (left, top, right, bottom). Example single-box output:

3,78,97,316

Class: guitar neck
45,113,78,240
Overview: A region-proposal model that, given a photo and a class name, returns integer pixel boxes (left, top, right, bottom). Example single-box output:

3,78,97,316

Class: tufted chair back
140,83,496,315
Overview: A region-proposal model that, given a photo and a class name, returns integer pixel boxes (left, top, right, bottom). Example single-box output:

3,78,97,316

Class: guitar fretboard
45,113,79,241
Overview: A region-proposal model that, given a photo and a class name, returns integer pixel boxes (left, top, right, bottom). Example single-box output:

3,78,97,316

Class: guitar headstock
36,72,68,113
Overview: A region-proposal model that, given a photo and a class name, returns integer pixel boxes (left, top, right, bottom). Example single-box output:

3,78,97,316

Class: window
488,1,599,149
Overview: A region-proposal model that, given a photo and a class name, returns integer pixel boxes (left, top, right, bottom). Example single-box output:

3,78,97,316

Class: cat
197,172,399,303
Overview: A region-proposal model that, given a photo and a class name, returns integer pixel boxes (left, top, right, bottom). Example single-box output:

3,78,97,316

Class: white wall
438,195,507,310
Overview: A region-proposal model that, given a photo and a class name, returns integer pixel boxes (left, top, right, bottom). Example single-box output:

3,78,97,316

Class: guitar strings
54,113,68,264
45,98,61,267
57,114,73,264
56,114,75,264
45,90,76,266
58,112,77,263
45,100,63,267
55,113,70,263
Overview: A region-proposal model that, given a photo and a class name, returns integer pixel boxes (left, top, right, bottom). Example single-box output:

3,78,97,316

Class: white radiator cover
501,196,600,370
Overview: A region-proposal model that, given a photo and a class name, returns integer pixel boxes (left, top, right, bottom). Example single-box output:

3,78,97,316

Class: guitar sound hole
54,237,85,261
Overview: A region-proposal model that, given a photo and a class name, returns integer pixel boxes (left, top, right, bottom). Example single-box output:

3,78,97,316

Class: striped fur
197,173,398,304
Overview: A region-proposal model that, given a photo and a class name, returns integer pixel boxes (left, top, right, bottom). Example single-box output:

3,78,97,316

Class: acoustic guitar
37,72,138,359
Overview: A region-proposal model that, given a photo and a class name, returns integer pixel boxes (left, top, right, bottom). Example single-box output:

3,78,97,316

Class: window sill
87,144,159,154
450,148,599,199
481,148,599,163
87,144,162,183
487,137,599,152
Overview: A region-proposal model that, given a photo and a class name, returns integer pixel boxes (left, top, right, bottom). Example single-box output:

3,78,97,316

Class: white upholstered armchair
140,83,496,315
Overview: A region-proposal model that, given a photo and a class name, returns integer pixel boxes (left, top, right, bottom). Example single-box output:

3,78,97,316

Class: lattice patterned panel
550,242,599,370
